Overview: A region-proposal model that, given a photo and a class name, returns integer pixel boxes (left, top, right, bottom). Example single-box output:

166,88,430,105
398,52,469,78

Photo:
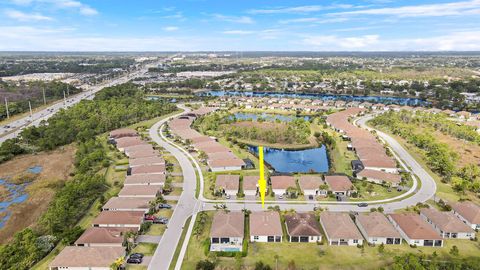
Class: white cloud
212,14,254,24
222,30,254,35
249,4,354,14
162,26,179,32
329,0,480,17
279,17,348,24
4,9,53,21
8,0,98,16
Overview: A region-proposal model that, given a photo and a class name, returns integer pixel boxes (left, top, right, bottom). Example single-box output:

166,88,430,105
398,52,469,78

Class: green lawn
180,210,480,270
132,243,158,256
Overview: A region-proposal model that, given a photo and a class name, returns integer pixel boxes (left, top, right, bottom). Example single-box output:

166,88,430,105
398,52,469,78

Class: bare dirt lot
0,144,76,243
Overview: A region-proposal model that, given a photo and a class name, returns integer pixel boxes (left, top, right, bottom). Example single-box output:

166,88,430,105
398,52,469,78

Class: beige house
49,246,125,270
210,211,245,252
320,212,363,246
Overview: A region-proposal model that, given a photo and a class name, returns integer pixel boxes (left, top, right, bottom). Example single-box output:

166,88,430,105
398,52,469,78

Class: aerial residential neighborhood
1,1,480,270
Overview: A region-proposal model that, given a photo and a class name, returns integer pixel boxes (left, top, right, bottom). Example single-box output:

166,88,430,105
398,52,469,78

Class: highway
0,62,160,144
147,108,438,270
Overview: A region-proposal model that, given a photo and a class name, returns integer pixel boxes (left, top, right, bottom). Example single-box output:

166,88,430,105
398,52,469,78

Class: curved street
147,107,438,270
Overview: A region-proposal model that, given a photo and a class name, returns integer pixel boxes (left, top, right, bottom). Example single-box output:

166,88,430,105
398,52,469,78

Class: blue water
28,166,43,174
248,146,329,173
222,247,241,252
230,113,310,122
200,90,427,106
0,179,30,229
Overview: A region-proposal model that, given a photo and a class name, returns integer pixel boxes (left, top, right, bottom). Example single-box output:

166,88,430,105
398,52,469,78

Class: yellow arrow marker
258,146,267,208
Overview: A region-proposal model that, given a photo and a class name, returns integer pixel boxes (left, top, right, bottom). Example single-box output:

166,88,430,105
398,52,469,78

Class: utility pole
28,101,32,118
42,87,46,105
67,85,70,96
4,98,9,119
63,91,66,108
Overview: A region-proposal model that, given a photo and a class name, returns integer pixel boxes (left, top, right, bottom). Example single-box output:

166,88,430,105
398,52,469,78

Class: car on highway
357,203,369,207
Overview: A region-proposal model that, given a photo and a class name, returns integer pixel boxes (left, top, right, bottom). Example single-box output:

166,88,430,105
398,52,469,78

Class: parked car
357,203,369,207
158,203,172,209
127,257,142,264
153,217,168,224
144,215,156,221
308,195,314,200
278,195,284,199
130,253,144,259
225,195,231,199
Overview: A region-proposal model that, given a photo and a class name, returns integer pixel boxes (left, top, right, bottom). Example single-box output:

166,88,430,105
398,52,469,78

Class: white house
389,213,443,247
250,211,283,243
285,213,322,243
355,212,402,245
320,212,363,246
451,201,480,230
210,211,244,252
420,208,475,239
49,246,125,270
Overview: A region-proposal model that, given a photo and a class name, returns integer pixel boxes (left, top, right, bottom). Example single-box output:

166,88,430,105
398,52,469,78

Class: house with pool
210,211,245,252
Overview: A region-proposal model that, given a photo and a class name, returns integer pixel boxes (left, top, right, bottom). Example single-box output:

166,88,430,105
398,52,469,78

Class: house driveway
137,235,162,244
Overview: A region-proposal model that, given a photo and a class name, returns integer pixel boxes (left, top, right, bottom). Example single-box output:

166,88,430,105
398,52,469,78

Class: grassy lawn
180,210,480,270
132,243,158,256
126,265,147,270
146,224,166,236
169,216,192,270
164,154,183,174
351,181,405,201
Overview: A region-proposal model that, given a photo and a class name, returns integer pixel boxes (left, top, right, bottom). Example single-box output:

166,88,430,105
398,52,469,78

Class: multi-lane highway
147,107,438,270
0,62,161,144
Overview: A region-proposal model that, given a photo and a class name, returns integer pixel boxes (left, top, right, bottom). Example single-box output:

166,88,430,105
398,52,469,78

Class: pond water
230,112,310,122
200,90,427,106
0,179,30,229
248,145,329,173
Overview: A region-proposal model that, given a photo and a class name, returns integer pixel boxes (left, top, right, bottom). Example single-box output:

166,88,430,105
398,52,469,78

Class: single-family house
129,164,166,175
109,128,137,139
242,175,260,196
298,175,327,197
92,211,145,231
208,157,245,172
355,212,401,245
210,211,245,252
75,227,132,247
285,213,322,243
215,174,240,196
320,212,363,246
118,185,161,198
324,175,354,197
102,197,151,212
450,201,480,230
270,175,297,196
250,211,283,243
129,156,165,168
124,174,166,186
420,208,475,239
49,246,125,270
388,213,443,247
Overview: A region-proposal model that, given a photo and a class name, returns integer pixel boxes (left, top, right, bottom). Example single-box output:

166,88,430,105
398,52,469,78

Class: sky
0,0,480,51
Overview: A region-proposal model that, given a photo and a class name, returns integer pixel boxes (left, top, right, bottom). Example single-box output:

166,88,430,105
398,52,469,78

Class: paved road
0,59,169,145
147,109,438,269
148,108,201,270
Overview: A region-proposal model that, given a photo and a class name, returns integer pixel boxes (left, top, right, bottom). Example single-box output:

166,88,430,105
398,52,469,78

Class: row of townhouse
210,205,479,252
214,174,354,199
49,128,168,270
168,107,246,172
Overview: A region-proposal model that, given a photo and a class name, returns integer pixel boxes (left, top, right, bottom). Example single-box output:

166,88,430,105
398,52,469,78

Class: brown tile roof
210,211,245,238
243,175,259,191
357,169,402,184
285,213,322,237
124,144,154,154
110,128,137,139
250,211,283,236
127,150,159,159
207,151,238,160
129,156,165,167
271,175,296,190
325,175,353,192
92,211,144,226
356,212,401,238
451,201,480,224
320,212,362,239
124,174,166,185
130,164,166,175
118,185,161,197
421,208,474,233
50,246,125,268
216,174,240,191
103,197,151,210
115,137,144,148
208,158,245,168
75,227,132,245
389,213,442,240
298,175,324,190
